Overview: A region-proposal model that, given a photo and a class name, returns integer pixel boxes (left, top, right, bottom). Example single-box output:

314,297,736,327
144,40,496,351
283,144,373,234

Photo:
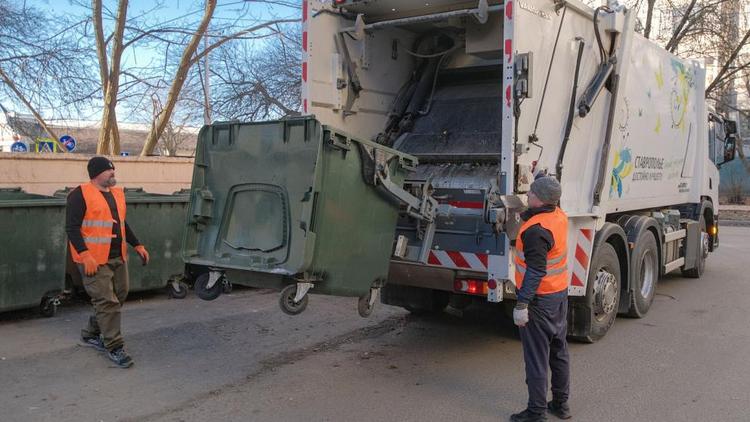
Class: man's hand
79,251,99,276
513,305,529,327
134,245,150,265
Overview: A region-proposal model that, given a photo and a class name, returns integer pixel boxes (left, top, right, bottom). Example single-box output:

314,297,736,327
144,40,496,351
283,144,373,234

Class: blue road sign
60,135,77,152
10,141,28,152
36,141,57,153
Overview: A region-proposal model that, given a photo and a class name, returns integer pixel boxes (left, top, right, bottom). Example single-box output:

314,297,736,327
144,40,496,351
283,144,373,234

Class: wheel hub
701,232,709,259
640,249,656,298
593,270,617,319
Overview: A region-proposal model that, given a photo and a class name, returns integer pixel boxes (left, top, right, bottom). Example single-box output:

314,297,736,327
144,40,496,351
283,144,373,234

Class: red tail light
454,278,488,296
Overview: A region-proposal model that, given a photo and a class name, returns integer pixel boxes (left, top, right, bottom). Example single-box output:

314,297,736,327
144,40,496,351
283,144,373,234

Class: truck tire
573,242,621,343
626,231,658,318
682,218,707,279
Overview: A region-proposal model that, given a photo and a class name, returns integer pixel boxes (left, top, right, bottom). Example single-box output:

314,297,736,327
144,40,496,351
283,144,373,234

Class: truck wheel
682,218,707,279
573,242,621,343
279,284,309,316
626,231,658,318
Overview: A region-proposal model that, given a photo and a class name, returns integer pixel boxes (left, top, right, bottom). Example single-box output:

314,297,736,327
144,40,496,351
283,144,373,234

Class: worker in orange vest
65,156,149,369
510,176,571,422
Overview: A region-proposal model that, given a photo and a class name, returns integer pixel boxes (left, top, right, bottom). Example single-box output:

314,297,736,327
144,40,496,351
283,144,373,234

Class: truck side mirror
725,119,738,136
719,134,737,166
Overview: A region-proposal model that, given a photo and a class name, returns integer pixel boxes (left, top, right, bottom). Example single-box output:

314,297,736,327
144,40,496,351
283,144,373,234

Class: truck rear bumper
387,259,516,300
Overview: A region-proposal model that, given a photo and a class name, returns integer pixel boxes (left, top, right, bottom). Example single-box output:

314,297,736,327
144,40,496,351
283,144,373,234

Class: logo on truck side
610,148,633,198
518,1,552,20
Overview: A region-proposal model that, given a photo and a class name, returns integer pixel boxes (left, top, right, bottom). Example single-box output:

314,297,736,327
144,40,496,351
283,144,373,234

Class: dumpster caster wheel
279,284,309,316
358,288,380,318
222,280,233,294
195,272,224,301
167,280,189,299
40,297,57,318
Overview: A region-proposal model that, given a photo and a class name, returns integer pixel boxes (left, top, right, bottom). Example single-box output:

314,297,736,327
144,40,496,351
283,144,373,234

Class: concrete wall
0,153,194,196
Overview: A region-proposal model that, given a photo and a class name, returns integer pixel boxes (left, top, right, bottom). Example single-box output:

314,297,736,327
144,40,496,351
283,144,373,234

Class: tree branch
0,67,67,152
188,18,299,67
706,28,750,95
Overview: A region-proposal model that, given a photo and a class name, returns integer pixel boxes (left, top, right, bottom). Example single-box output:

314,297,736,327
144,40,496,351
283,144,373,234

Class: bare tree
158,117,195,156
0,68,63,150
92,0,123,154
139,0,218,156
95,0,129,154
139,9,298,155
706,29,750,96
211,24,302,122
0,0,97,149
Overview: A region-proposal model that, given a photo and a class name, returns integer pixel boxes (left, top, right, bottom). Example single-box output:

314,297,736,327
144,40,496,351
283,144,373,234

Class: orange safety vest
514,207,569,295
70,183,128,264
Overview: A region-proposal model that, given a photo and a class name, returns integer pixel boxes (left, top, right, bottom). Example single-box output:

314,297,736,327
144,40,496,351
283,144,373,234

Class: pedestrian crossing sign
35,139,59,153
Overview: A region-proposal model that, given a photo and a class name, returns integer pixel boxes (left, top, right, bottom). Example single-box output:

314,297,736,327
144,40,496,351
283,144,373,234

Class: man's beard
105,176,117,187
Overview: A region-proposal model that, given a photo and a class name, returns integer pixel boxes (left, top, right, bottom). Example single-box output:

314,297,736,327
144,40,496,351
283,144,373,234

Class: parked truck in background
300,0,737,341
183,0,738,343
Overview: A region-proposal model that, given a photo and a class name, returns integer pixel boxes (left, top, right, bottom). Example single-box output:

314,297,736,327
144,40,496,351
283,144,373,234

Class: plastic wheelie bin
0,188,66,317
57,187,191,299
181,117,419,316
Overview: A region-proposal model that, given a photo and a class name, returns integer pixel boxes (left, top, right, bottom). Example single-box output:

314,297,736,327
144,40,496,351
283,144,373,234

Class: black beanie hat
87,156,115,179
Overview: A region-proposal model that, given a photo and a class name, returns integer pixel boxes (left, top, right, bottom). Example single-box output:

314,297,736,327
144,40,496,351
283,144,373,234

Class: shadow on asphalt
0,285,257,324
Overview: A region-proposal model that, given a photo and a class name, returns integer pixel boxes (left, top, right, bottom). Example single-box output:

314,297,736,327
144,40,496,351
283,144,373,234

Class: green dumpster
181,117,417,316
57,187,191,298
0,188,66,316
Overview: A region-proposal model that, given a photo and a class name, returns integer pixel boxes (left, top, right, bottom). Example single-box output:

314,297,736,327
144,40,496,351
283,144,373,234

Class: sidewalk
719,204,750,211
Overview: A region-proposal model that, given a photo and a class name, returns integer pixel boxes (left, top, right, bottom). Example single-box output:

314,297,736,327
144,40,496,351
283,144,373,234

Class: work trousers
80,257,129,351
519,295,570,415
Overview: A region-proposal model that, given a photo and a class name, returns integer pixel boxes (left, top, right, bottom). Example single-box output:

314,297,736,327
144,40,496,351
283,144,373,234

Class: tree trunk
97,0,128,155
643,0,656,39
0,67,66,152
92,0,110,153
141,0,218,156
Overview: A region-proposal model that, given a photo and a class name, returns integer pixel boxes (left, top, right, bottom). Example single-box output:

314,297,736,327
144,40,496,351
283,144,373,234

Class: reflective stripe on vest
81,220,114,228
69,183,128,265
514,207,569,295
82,236,116,244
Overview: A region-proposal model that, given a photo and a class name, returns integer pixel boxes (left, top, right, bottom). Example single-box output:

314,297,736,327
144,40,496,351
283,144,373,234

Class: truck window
708,119,726,166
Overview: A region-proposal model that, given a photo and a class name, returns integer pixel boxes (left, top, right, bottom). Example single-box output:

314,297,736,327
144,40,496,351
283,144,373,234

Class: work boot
510,409,547,422
106,346,134,368
547,400,572,419
79,334,106,352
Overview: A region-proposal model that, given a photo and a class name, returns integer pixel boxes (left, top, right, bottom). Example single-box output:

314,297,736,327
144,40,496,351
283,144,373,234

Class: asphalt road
1,226,748,422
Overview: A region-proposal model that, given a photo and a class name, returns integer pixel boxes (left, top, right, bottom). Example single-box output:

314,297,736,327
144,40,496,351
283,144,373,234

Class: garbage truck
181,0,738,342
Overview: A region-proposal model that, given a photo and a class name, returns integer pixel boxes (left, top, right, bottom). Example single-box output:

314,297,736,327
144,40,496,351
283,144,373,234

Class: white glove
513,306,529,327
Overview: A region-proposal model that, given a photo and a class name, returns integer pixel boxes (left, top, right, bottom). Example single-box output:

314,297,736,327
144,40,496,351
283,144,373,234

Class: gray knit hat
530,176,562,205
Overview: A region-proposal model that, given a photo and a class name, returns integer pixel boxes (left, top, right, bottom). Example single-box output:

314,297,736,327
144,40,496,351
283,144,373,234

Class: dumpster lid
0,188,65,207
